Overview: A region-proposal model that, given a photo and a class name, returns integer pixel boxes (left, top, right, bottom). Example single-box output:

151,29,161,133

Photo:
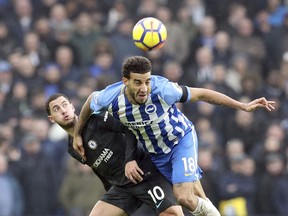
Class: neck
66,126,74,137
63,115,78,137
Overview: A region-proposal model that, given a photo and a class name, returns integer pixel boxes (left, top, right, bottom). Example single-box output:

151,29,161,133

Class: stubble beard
59,114,77,131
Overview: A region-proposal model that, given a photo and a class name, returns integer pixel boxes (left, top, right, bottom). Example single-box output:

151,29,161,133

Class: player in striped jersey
73,56,276,216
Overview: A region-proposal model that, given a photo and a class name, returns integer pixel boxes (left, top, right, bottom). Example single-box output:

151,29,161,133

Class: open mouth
137,94,146,100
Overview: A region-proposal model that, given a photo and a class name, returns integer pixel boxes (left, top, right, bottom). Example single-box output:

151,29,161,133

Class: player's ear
122,77,129,86
71,103,75,112
48,115,55,123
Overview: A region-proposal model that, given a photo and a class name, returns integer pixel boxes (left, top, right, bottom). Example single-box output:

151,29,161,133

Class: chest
109,94,170,127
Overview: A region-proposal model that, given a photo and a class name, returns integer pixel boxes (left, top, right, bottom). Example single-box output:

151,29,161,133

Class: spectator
71,12,104,66
49,22,79,65
155,5,189,64
240,72,263,99
33,17,54,50
265,0,287,27
0,60,13,94
5,81,32,120
0,22,18,60
220,3,247,36
108,17,142,72
213,64,238,99
226,53,257,93
231,17,266,69
198,145,221,208
21,31,50,67
88,50,118,83
49,3,72,32
54,45,80,96
59,158,106,216
263,13,288,71
217,154,257,215
0,153,23,216
13,134,59,216
162,60,184,82
185,15,217,66
176,5,198,46
182,46,215,86
256,153,287,215
212,31,234,67
136,0,159,18
105,0,129,33
224,101,265,153
182,0,206,26
41,64,63,98
13,55,42,93
5,0,35,45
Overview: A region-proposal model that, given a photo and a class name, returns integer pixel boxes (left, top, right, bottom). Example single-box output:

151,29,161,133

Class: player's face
123,72,151,105
48,96,76,129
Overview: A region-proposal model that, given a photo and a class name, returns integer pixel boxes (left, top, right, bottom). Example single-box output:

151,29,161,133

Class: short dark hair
45,93,69,115
122,56,152,78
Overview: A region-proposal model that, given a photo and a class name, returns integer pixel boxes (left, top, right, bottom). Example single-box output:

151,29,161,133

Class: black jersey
68,111,158,188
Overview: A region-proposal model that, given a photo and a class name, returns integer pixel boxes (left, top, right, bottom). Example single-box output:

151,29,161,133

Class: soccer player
73,56,276,216
45,93,184,216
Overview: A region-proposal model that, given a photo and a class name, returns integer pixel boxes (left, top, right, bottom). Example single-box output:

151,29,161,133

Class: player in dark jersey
45,93,184,216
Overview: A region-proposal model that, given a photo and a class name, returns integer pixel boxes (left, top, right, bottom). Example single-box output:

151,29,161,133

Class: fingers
127,169,143,184
263,101,276,111
126,173,138,184
125,163,144,184
78,145,86,161
75,145,86,161
249,98,276,112
73,137,86,161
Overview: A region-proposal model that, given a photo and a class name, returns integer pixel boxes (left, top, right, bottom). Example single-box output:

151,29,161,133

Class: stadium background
0,0,288,215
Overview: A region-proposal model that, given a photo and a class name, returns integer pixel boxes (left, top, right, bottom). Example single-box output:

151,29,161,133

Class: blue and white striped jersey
90,75,194,155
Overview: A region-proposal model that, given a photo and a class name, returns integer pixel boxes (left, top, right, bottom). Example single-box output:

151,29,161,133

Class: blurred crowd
0,0,288,215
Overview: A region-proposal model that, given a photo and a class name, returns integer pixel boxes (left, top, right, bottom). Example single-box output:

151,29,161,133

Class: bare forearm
74,94,93,136
190,88,246,110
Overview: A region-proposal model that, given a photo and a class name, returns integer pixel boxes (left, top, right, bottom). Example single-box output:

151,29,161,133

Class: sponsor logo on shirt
92,148,113,167
125,120,153,128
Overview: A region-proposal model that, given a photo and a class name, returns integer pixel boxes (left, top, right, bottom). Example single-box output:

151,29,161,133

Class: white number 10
148,186,165,203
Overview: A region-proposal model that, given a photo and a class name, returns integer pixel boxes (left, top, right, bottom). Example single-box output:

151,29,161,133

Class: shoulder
151,75,183,104
151,75,181,92
151,75,169,88
91,81,123,110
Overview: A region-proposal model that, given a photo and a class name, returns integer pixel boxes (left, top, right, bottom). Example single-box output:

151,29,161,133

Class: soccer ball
132,17,167,52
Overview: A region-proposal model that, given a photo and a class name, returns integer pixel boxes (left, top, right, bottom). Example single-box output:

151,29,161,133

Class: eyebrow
133,78,151,82
51,100,67,111
51,104,60,111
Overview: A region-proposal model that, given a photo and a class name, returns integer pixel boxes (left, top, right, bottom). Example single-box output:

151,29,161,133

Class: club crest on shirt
88,140,97,150
145,104,156,115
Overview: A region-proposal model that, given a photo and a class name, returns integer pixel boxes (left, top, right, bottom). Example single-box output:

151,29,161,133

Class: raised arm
189,87,275,112
73,93,93,159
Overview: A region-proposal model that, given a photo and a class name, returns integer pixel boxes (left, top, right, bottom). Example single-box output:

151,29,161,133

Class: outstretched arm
189,87,276,112
73,93,93,159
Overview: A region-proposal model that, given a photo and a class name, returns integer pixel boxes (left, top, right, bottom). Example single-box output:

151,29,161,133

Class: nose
60,107,66,114
140,83,148,92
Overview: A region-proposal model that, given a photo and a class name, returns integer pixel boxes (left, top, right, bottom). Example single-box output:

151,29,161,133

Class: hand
73,134,86,161
125,160,144,184
244,97,276,112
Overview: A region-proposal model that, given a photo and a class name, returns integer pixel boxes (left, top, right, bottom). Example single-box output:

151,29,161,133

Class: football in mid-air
132,17,167,52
